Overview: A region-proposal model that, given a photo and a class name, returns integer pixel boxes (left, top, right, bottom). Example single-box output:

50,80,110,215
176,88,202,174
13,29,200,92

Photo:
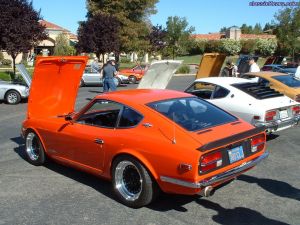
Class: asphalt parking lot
0,76,299,225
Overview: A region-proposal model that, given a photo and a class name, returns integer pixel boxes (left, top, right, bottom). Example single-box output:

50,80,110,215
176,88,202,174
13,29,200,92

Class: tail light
265,110,277,121
199,151,222,173
251,133,265,152
295,95,300,102
292,105,300,115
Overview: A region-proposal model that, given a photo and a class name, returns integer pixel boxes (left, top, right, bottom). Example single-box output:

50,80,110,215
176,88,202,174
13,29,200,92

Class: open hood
137,60,182,89
264,56,284,66
16,64,32,87
196,53,226,79
28,56,88,119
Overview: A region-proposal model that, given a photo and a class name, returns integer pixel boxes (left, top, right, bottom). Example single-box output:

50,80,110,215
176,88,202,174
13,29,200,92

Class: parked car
22,56,268,208
81,66,129,87
261,64,297,75
185,77,300,133
0,64,30,104
118,64,148,83
241,72,300,102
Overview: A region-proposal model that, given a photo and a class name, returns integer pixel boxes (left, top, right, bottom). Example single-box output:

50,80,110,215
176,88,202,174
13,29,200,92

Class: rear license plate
228,146,244,164
279,110,288,119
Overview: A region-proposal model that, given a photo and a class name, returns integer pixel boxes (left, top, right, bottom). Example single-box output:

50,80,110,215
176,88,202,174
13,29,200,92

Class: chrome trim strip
160,151,269,189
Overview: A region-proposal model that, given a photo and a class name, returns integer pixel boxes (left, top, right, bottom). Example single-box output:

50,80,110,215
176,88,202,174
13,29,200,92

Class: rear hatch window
232,82,283,99
147,97,237,131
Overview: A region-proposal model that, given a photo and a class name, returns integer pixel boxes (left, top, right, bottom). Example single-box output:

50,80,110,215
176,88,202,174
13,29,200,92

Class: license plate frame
279,110,288,119
228,146,244,164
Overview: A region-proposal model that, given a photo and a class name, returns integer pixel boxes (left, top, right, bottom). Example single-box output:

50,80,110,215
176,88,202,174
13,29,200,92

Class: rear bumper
254,116,300,133
160,151,269,189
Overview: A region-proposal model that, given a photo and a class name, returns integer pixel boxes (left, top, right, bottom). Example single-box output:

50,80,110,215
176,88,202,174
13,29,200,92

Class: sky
31,0,288,35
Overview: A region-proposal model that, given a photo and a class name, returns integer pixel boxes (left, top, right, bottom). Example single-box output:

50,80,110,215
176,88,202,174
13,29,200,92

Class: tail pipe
200,186,215,197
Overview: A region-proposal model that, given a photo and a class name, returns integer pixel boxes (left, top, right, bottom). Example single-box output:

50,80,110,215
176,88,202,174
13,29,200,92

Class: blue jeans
103,78,116,92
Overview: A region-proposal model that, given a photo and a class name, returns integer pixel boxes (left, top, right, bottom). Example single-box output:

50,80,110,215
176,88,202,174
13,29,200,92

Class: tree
86,0,158,54
219,26,228,33
147,25,167,54
165,16,195,59
253,23,263,34
274,6,300,59
53,33,75,56
255,39,277,56
77,13,120,62
0,0,47,77
240,24,253,34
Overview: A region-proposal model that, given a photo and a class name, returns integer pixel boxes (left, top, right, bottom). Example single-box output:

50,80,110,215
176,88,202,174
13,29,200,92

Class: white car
0,64,31,104
80,66,129,87
185,77,300,133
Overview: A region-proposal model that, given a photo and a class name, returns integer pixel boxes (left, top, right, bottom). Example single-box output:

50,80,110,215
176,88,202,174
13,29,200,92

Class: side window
77,100,122,128
118,107,143,128
212,85,229,99
185,82,215,99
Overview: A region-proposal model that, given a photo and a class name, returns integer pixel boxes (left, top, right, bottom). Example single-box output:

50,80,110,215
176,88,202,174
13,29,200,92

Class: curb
174,73,196,77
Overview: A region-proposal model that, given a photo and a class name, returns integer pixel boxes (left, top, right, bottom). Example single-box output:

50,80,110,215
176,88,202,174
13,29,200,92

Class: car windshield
273,75,300,87
148,97,237,131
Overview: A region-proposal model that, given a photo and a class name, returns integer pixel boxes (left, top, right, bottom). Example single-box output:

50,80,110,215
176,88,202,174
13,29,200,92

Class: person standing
248,57,260,72
295,59,300,79
91,57,100,73
102,59,118,92
221,60,233,77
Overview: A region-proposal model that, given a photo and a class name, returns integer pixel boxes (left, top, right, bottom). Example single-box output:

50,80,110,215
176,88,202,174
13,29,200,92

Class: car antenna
172,112,176,144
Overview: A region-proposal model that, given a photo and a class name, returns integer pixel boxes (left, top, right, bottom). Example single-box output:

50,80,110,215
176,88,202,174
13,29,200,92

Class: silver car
0,64,31,104
80,66,129,87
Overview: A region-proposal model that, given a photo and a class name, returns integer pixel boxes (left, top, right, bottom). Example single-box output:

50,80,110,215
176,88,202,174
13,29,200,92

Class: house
192,27,276,41
2,20,78,65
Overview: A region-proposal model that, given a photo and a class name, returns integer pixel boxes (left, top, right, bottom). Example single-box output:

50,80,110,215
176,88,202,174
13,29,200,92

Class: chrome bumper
255,116,300,133
160,151,269,189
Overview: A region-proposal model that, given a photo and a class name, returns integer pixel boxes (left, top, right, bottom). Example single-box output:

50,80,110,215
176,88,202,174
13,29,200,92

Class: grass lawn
0,71,13,81
175,55,202,64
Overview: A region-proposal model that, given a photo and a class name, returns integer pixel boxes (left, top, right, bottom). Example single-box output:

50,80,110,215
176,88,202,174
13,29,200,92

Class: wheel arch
110,151,159,182
24,127,48,154
4,88,22,97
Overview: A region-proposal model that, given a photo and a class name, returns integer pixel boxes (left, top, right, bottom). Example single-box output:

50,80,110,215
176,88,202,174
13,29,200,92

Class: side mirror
65,115,73,121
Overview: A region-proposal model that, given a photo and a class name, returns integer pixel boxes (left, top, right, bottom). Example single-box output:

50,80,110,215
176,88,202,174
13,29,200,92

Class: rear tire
128,75,137,84
25,131,46,166
5,90,21,104
112,155,159,208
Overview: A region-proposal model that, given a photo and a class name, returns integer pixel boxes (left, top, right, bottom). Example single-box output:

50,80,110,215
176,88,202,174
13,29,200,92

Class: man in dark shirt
102,60,118,92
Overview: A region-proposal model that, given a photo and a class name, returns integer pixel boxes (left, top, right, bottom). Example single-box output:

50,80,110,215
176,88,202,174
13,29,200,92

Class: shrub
120,56,131,63
176,65,190,74
219,39,241,55
255,39,277,56
1,59,12,66
240,39,257,54
187,39,207,55
205,40,222,53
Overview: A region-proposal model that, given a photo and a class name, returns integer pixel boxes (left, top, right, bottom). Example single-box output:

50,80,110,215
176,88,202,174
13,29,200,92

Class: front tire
112,155,159,208
5,90,21,104
25,131,46,166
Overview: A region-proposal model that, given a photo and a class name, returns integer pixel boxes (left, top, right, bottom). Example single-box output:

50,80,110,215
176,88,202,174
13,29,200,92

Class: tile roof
39,20,70,32
191,33,226,40
240,34,276,39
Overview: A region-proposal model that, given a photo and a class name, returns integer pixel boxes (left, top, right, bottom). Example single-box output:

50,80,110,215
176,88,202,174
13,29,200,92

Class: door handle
94,138,104,144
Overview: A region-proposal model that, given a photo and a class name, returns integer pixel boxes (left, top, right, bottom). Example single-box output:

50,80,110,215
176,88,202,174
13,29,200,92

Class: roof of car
195,77,252,85
95,89,192,105
245,71,288,78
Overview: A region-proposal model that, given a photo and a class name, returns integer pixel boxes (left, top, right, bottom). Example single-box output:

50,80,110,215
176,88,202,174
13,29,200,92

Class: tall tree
77,13,120,62
147,25,167,54
86,0,158,54
253,23,263,34
219,26,228,33
165,16,195,59
53,33,75,56
240,24,253,34
0,0,47,76
274,6,300,59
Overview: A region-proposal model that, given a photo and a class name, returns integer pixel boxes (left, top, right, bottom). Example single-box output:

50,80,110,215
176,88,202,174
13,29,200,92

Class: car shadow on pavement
266,133,279,141
238,174,300,201
88,90,103,94
196,199,289,225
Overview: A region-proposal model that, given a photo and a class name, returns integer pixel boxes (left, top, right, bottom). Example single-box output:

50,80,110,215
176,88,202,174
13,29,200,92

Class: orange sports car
119,65,147,83
22,56,268,208
242,72,300,102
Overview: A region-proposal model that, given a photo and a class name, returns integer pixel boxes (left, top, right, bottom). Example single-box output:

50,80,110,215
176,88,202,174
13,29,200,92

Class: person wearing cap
221,60,234,77
91,57,100,73
102,59,118,92
248,57,260,72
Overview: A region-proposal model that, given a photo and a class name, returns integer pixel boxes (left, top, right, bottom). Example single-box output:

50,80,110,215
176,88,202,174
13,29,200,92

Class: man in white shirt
295,60,300,79
248,57,260,72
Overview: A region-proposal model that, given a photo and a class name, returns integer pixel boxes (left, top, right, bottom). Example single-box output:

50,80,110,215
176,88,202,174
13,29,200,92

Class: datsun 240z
22,56,268,208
